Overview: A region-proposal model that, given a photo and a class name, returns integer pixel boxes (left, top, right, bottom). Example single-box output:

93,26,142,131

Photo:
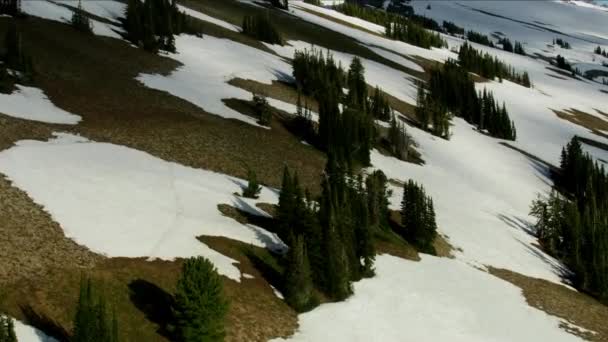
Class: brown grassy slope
0,16,325,190
490,268,608,341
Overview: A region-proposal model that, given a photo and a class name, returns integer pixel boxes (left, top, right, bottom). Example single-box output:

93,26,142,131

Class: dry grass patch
553,108,608,140
489,268,608,341
296,6,382,37
229,78,319,113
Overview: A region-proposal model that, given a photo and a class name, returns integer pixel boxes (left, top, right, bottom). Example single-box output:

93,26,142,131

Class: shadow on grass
128,279,175,340
20,304,70,342
243,247,285,294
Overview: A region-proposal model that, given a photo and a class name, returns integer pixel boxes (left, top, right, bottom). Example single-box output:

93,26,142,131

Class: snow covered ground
14,320,58,342
137,34,294,127
22,0,123,39
0,85,81,125
0,133,285,281
272,255,581,342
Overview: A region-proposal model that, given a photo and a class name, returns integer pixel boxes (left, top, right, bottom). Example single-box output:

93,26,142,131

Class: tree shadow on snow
498,213,537,237
128,279,176,340
20,304,71,342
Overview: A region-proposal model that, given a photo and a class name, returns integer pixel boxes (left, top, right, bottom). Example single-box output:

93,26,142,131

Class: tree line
498,37,526,55
418,59,517,140
554,37,571,49
530,137,608,302
122,0,201,53
0,21,34,93
291,48,412,167
279,160,387,308
458,42,531,87
595,46,608,58
242,13,283,45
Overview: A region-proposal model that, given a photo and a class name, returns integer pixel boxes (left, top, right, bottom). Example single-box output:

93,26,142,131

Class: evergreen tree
283,235,315,312
73,277,118,342
242,169,262,199
71,0,92,33
242,13,283,45
0,314,17,342
0,0,20,16
401,180,437,253
346,57,367,110
253,93,272,126
173,257,229,342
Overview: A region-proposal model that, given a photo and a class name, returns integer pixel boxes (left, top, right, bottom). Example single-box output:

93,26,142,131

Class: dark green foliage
514,41,526,55
292,48,344,100
242,13,283,45
346,57,367,110
368,86,392,121
2,22,34,84
400,180,437,253
554,37,571,49
291,90,316,143
0,0,20,16
530,137,608,301
459,43,531,87
385,17,446,49
253,93,272,126
594,46,608,58
123,0,200,53
421,60,516,140
415,79,450,139
499,37,513,52
386,114,413,161
73,277,119,342
279,162,386,304
243,169,262,199
555,54,572,72
0,314,17,342
466,30,495,47
71,0,92,34
173,257,229,342
283,235,315,312
442,20,464,35
269,0,289,9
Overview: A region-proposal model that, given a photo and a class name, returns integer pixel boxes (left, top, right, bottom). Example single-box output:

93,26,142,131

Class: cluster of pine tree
385,114,414,161
368,86,391,122
459,43,531,87
292,50,381,168
400,180,437,253
73,278,119,342
242,13,283,45
333,2,395,27
268,0,288,10
123,0,200,53
594,46,608,58
442,20,464,36
555,54,572,72
0,22,34,92
0,314,16,342
172,257,229,341
415,79,450,139
554,37,571,49
466,30,495,47
253,93,272,126
71,0,92,33
280,160,390,309
292,48,344,99
530,137,608,301
498,37,526,55
0,0,20,16
385,17,446,49
420,60,517,140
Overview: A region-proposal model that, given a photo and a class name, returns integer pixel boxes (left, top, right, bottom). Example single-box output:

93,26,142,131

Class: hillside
0,0,608,341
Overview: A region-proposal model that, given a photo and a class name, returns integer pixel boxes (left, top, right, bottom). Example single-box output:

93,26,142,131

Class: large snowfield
4,0,608,340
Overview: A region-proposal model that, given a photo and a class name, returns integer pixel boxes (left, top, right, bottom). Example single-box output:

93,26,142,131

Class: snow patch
0,85,81,125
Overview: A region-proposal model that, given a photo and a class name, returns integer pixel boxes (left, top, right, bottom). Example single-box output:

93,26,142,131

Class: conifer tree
73,277,118,342
173,257,229,342
283,235,315,312
0,314,17,342
71,0,92,33
243,169,262,199
253,93,272,126
346,57,367,110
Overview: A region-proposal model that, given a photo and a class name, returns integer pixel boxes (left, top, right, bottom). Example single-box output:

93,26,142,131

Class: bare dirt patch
489,268,608,341
553,108,608,139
